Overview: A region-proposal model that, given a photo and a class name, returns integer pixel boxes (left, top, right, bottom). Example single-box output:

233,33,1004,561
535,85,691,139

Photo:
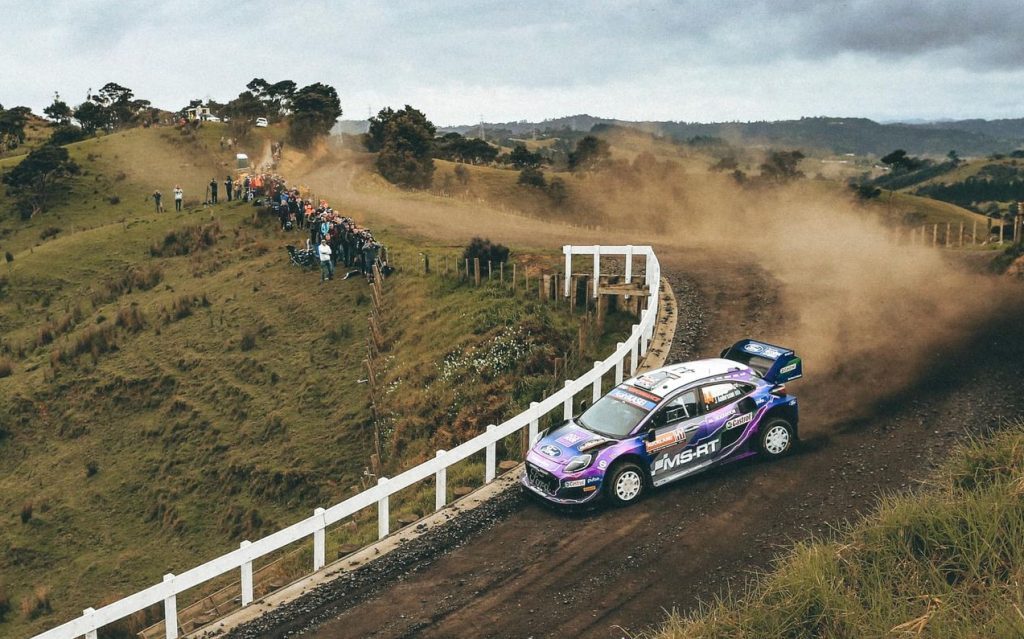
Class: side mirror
579,399,589,412
645,429,656,442
737,397,756,414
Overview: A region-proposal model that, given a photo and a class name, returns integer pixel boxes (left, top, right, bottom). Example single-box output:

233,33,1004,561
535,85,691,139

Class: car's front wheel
605,462,646,506
759,418,795,458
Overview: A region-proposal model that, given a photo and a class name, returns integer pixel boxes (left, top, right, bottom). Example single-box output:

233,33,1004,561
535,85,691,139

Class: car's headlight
564,454,593,473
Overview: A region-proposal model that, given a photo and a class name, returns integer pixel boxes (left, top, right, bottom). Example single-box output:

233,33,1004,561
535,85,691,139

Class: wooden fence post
933,224,938,247
474,258,481,286
973,220,978,245
512,262,517,292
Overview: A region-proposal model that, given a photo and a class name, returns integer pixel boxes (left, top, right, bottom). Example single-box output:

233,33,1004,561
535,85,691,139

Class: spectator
153,189,164,213
318,238,334,283
209,178,218,204
173,185,183,212
225,175,234,202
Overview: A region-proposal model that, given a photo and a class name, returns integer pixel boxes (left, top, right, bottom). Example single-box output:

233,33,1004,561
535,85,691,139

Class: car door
698,382,750,456
644,388,706,485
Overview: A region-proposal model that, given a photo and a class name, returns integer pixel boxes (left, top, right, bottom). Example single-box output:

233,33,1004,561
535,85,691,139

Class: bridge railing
33,244,661,639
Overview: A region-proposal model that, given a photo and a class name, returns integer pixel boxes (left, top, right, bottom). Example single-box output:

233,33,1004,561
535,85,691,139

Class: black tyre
759,418,795,458
605,461,647,506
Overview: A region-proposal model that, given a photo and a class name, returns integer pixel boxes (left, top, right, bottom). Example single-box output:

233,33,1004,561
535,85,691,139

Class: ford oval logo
540,445,561,457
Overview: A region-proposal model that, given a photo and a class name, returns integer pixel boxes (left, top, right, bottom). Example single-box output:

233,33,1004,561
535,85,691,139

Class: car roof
624,358,755,396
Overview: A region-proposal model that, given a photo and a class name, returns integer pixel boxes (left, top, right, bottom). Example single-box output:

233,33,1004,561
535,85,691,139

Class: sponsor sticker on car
609,389,657,411
556,432,588,447
725,412,754,431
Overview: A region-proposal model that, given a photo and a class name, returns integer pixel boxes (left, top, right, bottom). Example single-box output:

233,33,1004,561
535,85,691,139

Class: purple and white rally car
523,339,802,506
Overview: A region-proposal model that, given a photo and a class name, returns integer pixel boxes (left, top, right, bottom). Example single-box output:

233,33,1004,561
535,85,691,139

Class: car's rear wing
720,339,803,384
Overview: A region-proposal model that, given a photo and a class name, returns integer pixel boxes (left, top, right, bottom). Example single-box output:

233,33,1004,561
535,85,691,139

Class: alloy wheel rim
765,425,790,454
616,470,642,501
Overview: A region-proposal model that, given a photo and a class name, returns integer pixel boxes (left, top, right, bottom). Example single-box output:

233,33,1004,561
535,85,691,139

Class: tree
759,150,805,183
224,91,263,139
0,105,30,154
90,82,138,127
287,82,342,149
880,149,924,172
947,150,961,166
547,176,569,206
73,101,106,134
463,237,510,265
517,166,546,188
2,144,79,218
509,144,541,169
43,93,73,125
568,135,610,171
368,105,436,189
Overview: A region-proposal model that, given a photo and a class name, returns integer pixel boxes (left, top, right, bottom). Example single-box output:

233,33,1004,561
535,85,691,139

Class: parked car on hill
523,339,802,506
255,117,269,128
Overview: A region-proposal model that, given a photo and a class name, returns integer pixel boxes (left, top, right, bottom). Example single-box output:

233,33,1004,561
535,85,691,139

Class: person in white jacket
318,238,334,282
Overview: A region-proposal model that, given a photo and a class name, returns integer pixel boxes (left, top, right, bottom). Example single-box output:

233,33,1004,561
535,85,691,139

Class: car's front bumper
521,462,604,504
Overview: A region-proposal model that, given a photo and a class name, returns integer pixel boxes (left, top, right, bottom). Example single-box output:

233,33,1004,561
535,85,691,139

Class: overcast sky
1,0,1021,126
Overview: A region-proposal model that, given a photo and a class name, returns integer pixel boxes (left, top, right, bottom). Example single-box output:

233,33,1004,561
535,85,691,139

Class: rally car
522,339,802,506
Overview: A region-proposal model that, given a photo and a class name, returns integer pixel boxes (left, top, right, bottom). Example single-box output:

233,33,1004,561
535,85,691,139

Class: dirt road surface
224,246,1024,639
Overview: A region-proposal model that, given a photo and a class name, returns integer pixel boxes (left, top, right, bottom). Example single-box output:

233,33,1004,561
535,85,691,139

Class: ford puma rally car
522,339,802,506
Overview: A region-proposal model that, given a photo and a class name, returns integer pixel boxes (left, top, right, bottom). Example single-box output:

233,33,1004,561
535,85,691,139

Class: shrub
85,460,99,477
0,359,11,378
115,306,146,332
107,195,121,205
150,222,222,257
0,583,10,621
462,237,510,265
517,166,546,188
39,226,61,240
240,327,257,351
20,502,32,524
19,585,51,620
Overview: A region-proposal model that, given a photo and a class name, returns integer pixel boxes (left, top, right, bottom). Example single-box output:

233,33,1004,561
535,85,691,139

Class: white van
255,117,269,128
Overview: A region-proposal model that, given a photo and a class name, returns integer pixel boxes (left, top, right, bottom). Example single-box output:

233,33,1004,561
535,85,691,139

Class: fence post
564,246,572,298
240,541,254,606
932,224,938,247
615,343,624,383
313,507,326,571
485,425,497,483
625,245,633,284
592,361,602,402
377,477,390,539
163,574,178,639
630,327,639,376
435,450,447,510
529,402,540,446
83,608,98,639
563,380,574,420
973,219,978,245
959,222,964,247
474,258,481,286
592,246,600,299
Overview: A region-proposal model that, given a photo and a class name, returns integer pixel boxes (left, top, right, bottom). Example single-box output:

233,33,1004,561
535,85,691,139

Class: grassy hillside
649,420,1024,639
0,127,612,638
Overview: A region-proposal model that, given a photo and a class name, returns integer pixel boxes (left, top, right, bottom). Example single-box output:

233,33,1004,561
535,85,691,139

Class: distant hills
430,115,1024,157
333,114,1024,157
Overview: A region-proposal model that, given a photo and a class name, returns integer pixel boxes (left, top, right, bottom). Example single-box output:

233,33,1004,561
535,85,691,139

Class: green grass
646,419,1024,639
0,126,623,638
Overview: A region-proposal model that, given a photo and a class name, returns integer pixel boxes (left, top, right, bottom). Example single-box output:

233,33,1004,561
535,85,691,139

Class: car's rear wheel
759,418,795,458
605,462,646,506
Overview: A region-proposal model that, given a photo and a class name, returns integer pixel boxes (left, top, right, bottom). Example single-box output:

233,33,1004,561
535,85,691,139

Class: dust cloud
285,139,1016,420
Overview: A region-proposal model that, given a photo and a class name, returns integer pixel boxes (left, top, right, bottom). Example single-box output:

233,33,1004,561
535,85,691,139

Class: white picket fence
33,244,662,639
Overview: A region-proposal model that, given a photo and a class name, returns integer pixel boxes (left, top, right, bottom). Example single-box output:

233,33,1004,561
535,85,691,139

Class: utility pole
479,115,485,141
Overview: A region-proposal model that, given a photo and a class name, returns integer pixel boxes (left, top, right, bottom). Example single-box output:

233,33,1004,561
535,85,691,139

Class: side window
662,390,699,425
701,383,745,413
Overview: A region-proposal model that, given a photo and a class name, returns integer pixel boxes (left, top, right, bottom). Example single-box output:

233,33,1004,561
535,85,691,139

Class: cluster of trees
204,79,341,148
367,106,437,188
435,133,498,165
44,84,155,140
916,177,1024,214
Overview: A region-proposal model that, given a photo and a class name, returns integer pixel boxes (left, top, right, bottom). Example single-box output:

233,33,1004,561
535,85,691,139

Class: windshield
578,386,659,438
